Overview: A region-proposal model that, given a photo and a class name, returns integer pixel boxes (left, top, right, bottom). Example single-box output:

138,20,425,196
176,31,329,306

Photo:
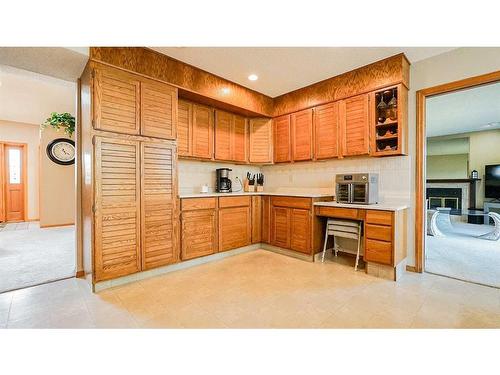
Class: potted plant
41,112,75,137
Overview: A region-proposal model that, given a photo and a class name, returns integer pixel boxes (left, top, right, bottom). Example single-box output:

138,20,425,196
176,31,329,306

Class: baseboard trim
39,222,75,229
261,243,314,262
94,244,260,292
75,270,85,278
406,265,417,273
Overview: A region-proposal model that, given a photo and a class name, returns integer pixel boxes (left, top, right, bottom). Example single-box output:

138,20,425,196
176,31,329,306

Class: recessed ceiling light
248,74,258,81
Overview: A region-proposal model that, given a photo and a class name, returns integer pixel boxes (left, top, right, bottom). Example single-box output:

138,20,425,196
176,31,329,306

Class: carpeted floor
0,223,75,293
426,222,500,288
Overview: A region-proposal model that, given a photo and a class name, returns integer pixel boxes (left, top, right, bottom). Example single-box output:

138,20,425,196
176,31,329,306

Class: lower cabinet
180,198,217,260
270,197,314,255
218,197,251,252
364,210,396,266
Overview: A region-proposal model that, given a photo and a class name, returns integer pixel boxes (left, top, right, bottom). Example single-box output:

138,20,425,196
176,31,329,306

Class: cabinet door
192,104,214,159
261,196,271,244
181,209,216,260
273,115,291,163
251,196,262,243
232,115,247,162
141,141,178,270
93,66,140,135
214,110,232,161
218,206,251,251
341,93,370,156
291,108,313,161
249,118,272,163
140,80,177,139
177,100,192,157
94,137,141,281
290,208,311,254
314,102,339,159
271,206,290,248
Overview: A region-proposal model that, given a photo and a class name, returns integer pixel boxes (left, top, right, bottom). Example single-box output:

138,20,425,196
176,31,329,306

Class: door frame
0,142,28,222
414,70,500,272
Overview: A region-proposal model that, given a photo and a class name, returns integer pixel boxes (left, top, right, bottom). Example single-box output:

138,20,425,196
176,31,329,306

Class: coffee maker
216,168,232,193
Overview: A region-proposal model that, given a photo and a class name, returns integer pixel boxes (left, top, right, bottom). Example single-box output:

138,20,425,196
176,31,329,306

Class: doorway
0,142,27,223
415,71,500,286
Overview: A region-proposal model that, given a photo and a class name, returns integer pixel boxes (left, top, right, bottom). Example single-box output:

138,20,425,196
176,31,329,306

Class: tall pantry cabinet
80,62,179,285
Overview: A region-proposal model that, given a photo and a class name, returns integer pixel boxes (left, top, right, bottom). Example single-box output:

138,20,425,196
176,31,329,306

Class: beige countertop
178,191,334,199
314,201,409,211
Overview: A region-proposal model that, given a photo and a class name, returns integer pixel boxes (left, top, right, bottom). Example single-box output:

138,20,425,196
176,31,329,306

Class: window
8,148,21,184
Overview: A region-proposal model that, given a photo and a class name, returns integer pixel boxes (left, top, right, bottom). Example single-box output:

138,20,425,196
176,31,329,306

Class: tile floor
0,222,75,293
0,249,499,329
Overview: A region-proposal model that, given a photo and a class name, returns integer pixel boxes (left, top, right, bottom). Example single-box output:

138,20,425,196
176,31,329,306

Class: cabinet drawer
271,196,311,209
219,196,251,208
366,210,393,226
181,197,217,211
365,239,393,265
316,206,359,220
366,224,392,242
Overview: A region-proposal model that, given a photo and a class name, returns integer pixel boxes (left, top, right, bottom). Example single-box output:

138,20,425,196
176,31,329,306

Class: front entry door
4,145,25,222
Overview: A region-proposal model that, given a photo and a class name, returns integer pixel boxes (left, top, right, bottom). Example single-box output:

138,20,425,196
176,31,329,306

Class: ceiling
152,47,455,97
0,47,89,82
426,82,500,137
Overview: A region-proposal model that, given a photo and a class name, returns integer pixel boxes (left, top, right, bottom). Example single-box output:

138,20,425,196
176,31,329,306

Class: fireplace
426,187,462,213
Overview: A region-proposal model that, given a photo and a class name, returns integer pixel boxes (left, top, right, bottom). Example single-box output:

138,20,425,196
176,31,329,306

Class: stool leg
321,229,329,263
354,225,361,271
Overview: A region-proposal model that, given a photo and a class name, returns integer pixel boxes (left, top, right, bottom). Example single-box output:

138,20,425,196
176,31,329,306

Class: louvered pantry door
93,67,140,135
94,137,141,281
140,80,177,139
141,141,178,270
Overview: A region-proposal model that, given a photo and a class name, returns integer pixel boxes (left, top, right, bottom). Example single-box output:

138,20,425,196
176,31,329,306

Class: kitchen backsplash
178,159,261,195
178,156,411,202
261,155,411,201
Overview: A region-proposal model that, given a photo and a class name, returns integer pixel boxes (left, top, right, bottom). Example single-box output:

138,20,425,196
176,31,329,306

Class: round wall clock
46,138,75,165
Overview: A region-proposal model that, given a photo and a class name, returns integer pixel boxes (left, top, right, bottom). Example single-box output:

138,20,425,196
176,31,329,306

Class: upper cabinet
273,115,291,163
291,108,313,161
93,64,177,140
140,79,177,139
249,118,273,164
314,102,339,159
370,84,408,157
178,99,213,159
340,93,370,157
214,110,248,163
93,65,141,135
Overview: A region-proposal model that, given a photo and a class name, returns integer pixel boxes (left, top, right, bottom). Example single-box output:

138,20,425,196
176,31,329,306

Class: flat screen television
485,164,500,199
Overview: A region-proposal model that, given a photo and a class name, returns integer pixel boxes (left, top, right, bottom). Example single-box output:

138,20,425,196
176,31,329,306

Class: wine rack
371,84,407,156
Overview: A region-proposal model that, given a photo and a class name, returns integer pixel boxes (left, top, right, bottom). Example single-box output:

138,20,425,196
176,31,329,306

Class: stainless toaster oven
335,173,379,204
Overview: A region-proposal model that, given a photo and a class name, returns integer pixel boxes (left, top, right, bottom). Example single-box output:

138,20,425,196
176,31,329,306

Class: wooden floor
1,249,499,328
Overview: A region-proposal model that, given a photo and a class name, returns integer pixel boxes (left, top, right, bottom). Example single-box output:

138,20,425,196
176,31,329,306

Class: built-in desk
314,202,409,281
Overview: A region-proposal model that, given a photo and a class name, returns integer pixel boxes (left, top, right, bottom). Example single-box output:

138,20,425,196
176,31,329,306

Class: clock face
47,138,75,165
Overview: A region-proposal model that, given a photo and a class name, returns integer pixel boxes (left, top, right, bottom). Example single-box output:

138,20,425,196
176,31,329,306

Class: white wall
0,64,76,225
408,47,500,266
0,120,40,220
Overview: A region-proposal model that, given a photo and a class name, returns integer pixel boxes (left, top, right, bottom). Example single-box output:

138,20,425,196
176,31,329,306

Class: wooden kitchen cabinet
273,114,291,163
215,109,248,162
261,196,271,243
93,63,177,140
340,93,370,156
249,118,273,163
218,196,251,251
140,141,178,270
291,108,313,161
94,136,142,281
251,196,262,243
93,65,141,135
271,206,291,248
290,208,311,253
314,102,339,159
181,198,217,261
140,79,177,140
178,99,214,159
